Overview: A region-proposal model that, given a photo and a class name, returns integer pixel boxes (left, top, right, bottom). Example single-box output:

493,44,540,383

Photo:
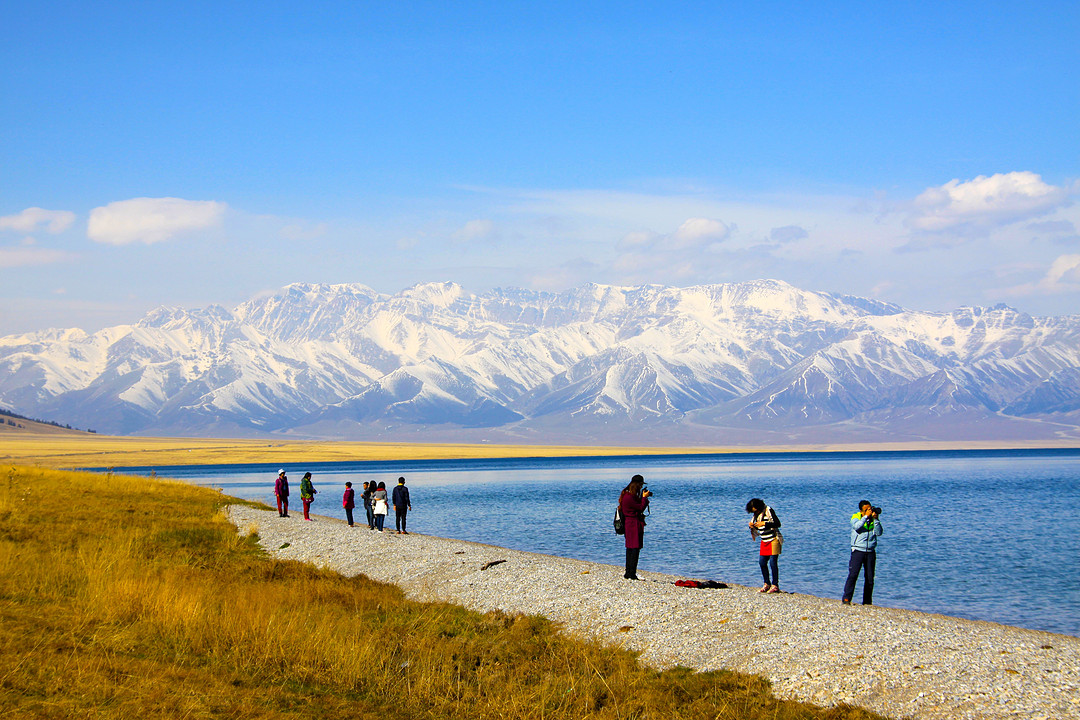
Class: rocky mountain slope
2,280,1078,445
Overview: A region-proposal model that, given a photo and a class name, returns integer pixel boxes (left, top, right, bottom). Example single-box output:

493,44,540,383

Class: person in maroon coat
618,474,652,580
342,482,356,527
274,469,290,517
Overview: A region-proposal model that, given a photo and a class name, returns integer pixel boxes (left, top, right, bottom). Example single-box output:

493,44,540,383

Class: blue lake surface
107,449,1080,637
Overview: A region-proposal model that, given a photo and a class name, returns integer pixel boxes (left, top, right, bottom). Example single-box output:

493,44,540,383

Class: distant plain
1,423,1075,469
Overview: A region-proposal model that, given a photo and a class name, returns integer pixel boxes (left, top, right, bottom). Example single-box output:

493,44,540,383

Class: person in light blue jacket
842,500,884,605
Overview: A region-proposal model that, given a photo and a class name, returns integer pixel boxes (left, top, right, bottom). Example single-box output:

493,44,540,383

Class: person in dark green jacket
300,472,318,521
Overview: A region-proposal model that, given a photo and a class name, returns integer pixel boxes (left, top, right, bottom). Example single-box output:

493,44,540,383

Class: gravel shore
228,506,1079,720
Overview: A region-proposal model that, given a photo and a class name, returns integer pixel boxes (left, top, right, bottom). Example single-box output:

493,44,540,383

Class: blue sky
2,2,1078,334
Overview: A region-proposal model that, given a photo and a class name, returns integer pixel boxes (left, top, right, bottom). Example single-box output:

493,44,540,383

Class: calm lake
109,448,1080,637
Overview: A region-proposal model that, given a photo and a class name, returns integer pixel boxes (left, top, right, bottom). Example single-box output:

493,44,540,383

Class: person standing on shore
300,472,317,521
274,469,290,518
372,481,389,532
361,481,375,529
746,498,782,593
343,482,356,527
392,476,412,534
618,475,651,580
843,500,884,605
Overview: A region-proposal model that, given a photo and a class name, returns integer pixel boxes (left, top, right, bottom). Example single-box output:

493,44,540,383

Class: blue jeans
843,550,876,604
759,554,778,586
375,513,385,531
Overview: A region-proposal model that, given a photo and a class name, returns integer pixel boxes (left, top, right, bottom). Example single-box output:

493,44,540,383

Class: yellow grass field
0,464,882,719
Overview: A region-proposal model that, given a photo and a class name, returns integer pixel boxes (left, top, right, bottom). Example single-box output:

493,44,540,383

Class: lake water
108,449,1080,637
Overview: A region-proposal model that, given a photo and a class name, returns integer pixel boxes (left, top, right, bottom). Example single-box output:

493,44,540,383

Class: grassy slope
0,466,882,719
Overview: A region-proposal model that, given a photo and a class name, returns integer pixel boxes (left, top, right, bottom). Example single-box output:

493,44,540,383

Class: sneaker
768,585,780,593
759,584,770,593
841,598,851,605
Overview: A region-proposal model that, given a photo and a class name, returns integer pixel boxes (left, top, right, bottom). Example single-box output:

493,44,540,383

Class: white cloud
670,217,730,248
87,197,227,245
0,207,76,234
0,247,75,268
907,172,1073,234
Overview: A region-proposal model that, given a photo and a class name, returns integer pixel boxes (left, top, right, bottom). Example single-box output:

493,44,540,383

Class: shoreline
228,506,1079,720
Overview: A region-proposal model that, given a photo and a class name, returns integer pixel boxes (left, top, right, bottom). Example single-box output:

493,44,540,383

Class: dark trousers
345,507,354,526
759,554,779,586
843,550,877,604
624,548,640,579
276,495,288,516
375,513,385,531
395,508,408,532
365,504,374,528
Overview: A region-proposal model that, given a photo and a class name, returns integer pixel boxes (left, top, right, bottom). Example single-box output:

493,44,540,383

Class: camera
642,485,652,497
871,506,883,516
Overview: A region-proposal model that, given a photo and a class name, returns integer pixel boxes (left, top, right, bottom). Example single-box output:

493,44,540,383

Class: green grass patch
0,465,884,719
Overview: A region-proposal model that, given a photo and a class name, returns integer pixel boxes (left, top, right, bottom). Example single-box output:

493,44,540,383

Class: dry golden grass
0,432,739,469
0,465,884,719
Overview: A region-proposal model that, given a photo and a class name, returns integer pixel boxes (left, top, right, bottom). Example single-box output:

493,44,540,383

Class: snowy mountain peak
1,279,1077,445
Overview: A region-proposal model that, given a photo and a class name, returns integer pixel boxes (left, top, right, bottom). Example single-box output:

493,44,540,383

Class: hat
278,469,285,474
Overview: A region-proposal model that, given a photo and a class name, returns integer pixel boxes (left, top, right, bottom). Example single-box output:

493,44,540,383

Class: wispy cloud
1003,254,1080,297
453,219,497,242
87,197,227,245
0,247,76,268
614,217,731,281
0,207,76,234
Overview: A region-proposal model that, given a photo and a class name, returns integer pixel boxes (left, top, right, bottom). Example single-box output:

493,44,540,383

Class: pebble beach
227,506,1079,720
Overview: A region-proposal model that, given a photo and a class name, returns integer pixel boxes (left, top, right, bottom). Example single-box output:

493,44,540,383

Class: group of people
617,477,884,605
273,470,413,534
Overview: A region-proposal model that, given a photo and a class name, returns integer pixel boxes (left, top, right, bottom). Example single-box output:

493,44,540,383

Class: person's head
378,481,386,489
362,481,369,490
278,469,285,476
623,474,645,496
345,482,352,488
745,498,765,514
859,499,873,516
302,472,311,480
398,476,406,485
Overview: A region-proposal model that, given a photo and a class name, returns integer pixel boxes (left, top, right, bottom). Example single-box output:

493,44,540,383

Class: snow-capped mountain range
3,280,1079,445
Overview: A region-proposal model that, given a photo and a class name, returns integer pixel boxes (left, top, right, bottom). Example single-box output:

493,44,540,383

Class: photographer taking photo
618,474,652,580
842,499,884,605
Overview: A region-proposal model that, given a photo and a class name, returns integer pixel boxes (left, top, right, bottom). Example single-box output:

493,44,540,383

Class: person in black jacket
392,476,412,534
361,481,375,529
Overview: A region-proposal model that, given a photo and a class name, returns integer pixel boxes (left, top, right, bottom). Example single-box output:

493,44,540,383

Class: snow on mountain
2,279,1078,444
